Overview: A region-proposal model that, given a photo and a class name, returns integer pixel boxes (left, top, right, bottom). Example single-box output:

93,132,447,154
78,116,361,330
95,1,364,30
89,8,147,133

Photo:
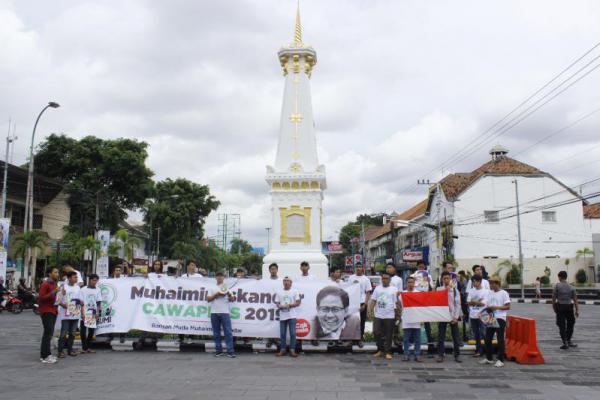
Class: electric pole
513,179,525,299
1,119,17,217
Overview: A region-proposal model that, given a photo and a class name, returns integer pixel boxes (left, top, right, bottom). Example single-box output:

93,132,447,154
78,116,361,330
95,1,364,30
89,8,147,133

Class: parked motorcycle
0,292,24,314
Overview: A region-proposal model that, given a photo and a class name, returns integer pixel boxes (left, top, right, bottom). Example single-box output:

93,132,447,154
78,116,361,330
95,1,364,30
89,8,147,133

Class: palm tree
13,230,47,283
576,247,595,265
74,235,101,275
114,228,142,263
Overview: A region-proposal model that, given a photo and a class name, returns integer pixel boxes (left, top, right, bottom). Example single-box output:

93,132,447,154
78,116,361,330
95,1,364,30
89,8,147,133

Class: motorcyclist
17,278,35,304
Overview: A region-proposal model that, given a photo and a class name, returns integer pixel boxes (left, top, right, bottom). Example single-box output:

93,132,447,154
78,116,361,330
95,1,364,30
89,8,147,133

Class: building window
542,211,556,223
11,206,25,227
484,210,499,223
33,214,44,230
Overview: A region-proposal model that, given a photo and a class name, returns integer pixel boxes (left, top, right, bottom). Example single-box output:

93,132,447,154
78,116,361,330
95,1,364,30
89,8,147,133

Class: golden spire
294,1,302,45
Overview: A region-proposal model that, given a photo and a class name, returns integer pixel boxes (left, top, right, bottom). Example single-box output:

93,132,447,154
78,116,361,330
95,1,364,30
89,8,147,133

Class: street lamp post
24,102,60,233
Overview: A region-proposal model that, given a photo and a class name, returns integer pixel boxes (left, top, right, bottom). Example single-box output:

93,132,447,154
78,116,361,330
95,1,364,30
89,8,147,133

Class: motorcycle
18,291,39,315
0,291,24,314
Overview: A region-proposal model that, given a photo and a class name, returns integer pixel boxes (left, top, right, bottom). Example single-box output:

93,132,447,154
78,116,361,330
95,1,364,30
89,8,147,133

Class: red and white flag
400,290,451,323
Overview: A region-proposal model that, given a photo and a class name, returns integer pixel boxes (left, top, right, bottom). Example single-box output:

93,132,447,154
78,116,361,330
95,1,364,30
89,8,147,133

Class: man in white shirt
466,265,490,291
436,271,462,363
182,261,203,278
329,266,343,286
412,262,434,350
264,263,281,281
348,262,371,347
57,271,81,357
274,277,301,357
400,276,423,362
80,274,103,353
111,264,124,279
479,277,511,368
369,273,399,360
297,261,316,281
467,275,488,357
386,263,403,292
207,271,236,358
62,264,84,287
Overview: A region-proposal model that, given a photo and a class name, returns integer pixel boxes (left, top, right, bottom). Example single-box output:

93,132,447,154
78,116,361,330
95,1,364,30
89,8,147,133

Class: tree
230,239,252,254
113,228,143,263
143,178,219,258
356,213,386,227
13,230,47,282
73,235,101,275
575,269,587,284
576,247,595,264
33,134,154,235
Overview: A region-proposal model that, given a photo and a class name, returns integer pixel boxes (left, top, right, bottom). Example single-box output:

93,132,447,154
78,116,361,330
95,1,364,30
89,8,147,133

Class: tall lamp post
24,101,60,233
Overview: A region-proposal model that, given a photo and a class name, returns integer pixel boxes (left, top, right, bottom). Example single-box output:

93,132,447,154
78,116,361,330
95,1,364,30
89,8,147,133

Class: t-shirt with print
466,287,489,319
208,288,231,314
349,274,372,303
400,290,421,329
275,288,300,321
487,289,511,320
80,286,102,327
372,285,397,319
412,270,433,292
58,284,81,320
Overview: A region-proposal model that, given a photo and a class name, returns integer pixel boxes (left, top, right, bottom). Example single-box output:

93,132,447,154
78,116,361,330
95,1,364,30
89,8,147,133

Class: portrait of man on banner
314,286,360,340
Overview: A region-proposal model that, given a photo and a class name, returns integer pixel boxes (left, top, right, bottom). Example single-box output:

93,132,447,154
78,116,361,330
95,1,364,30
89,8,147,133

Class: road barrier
505,315,544,364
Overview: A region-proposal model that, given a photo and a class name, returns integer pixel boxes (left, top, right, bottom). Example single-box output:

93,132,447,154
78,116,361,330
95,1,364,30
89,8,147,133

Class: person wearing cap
274,276,301,357
297,261,316,281
348,262,371,347
479,277,511,368
207,272,236,358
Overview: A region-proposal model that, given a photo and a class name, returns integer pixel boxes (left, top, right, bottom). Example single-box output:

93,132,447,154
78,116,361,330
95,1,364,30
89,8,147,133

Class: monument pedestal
262,250,328,280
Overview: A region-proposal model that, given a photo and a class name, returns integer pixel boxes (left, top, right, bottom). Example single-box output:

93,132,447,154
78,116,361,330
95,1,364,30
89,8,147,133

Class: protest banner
96,276,361,340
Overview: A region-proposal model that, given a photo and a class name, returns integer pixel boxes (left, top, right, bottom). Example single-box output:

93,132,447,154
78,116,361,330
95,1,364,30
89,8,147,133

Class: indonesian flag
400,290,451,323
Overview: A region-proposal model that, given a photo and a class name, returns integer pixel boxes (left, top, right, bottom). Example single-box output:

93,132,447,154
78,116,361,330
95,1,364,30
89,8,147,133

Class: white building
400,145,595,284
262,6,328,279
583,203,600,276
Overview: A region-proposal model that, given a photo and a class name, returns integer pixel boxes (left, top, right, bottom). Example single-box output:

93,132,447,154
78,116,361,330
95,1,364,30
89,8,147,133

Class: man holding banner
274,277,301,357
207,272,236,358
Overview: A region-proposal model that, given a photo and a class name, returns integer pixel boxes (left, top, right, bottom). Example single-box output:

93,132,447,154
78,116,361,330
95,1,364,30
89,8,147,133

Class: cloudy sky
2,0,600,249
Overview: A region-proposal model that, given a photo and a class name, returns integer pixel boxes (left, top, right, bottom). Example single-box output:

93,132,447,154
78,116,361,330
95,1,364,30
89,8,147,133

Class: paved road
1,303,598,400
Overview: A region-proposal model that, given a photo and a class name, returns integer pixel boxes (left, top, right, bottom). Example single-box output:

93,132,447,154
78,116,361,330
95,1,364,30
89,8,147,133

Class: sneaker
214,352,224,357
226,353,236,358
48,355,58,362
494,360,505,368
560,343,569,350
290,351,298,358
414,357,423,363
567,341,578,348
479,358,494,365
373,351,383,358
41,356,57,364
276,351,287,357
385,354,393,360
57,352,65,359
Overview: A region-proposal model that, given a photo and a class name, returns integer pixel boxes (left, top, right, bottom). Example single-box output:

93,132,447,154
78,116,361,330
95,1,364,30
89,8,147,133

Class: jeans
373,318,395,354
402,328,421,357
40,313,57,359
437,321,460,357
423,322,433,344
556,304,576,342
470,318,485,354
211,313,234,354
359,303,367,340
485,318,506,361
279,318,297,352
80,320,95,351
58,319,78,354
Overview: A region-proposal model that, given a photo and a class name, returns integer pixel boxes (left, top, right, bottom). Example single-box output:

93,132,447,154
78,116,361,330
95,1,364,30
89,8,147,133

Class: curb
512,299,600,305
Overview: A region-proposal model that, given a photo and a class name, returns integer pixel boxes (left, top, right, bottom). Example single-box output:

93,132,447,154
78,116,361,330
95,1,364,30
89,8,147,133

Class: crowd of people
29,259,580,366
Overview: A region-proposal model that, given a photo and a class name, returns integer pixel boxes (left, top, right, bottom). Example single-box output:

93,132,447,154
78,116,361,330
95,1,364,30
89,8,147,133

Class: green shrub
540,275,550,285
505,265,521,284
575,269,587,284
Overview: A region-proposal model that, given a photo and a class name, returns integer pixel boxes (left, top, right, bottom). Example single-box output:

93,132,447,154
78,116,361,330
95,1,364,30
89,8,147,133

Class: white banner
96,276,361,340
96,230,110,279
0,218,9,282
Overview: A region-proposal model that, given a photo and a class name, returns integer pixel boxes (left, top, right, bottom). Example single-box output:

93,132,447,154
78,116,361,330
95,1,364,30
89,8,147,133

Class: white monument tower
262,4,328,280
